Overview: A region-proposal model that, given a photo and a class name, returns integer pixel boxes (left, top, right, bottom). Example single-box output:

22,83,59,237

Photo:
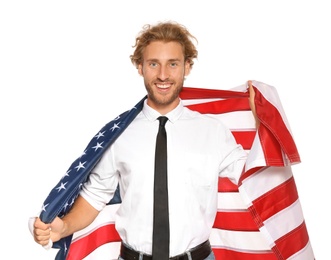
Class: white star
95,131,105,139
110,122,120,132
75,161,86,171
41,203,49,212
92,141,104,151
63,202,69,211
69,197,75,206
62,169,71,179
56,182,67,192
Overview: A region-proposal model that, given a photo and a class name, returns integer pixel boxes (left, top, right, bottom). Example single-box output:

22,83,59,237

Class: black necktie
152,116,170,259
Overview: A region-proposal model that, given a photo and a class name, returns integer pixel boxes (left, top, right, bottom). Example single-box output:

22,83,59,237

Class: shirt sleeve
80,146,119,211
218,125,247,185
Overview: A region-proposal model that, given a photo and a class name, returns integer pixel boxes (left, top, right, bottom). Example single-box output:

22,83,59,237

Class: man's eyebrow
145,58,159,62
168,59,181,62
145,58,182,62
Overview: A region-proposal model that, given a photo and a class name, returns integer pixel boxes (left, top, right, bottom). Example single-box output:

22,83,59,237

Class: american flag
38,80,315,259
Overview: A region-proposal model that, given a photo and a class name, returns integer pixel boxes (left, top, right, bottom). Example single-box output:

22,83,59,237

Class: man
33,21,257,260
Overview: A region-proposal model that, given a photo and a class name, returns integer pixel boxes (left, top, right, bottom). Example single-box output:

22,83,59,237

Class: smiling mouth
156,83,172,89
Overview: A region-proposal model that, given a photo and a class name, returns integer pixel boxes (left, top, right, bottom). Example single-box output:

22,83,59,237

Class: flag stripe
185,98,250,114
273,221,310,259
213,211,258,231
218,177,238,192
212,248,278,260
209,228,271,251
217,192,246,209
231,130,256,150
179,87,249,99
68,224,120,260
282,241,315,260
258,124,286,166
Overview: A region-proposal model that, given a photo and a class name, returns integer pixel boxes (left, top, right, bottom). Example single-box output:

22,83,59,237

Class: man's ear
184,61,192,77
138,64,143,76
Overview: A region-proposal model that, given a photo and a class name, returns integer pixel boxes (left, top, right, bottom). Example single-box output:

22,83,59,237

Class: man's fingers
32,217,52,246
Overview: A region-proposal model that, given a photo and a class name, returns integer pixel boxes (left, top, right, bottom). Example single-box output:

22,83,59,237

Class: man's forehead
143,41,185,61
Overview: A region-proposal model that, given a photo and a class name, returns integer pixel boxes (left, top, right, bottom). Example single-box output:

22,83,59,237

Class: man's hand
33,216,64,247
248,80,260,128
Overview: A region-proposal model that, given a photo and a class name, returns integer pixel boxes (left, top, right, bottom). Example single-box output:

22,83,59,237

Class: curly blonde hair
130,21,198,68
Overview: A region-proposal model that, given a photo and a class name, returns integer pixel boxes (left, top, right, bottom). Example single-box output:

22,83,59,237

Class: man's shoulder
182,107,221,124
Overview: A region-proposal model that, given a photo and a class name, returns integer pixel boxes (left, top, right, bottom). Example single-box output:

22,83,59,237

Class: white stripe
208,111,255,129
264,199,304,241
82,241,121,260
182,98,224,105
217,192,247,210
209,228,271,251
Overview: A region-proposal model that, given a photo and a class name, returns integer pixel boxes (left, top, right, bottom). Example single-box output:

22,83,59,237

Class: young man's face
138,41,191,114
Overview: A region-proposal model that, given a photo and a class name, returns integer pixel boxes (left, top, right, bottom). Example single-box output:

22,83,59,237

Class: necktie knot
158,116,168,127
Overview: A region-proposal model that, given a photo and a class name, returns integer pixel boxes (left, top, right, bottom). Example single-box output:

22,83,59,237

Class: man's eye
149,63,158,68
170,63,178,67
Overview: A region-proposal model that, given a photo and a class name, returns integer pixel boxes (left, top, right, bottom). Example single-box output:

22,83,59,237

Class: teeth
156,84,170,89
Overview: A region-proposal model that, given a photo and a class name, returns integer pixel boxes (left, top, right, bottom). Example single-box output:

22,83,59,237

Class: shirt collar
142,99,184,123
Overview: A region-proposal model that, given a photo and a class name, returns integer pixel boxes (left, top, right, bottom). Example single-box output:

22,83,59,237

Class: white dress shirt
80,99,247,257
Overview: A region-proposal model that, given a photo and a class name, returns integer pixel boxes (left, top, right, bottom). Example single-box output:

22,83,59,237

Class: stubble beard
144,79,184,107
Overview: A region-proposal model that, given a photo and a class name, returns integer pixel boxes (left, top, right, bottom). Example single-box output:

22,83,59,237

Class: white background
1,1,329,259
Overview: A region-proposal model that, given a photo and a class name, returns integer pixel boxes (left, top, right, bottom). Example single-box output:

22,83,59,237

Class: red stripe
180,87,249,99
250,176,298,224
185,98,250,114
212,247,277,260
67,224,121,260
218,177,238,192
273,221,310,259
213,211,258,231
232,130,256,150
